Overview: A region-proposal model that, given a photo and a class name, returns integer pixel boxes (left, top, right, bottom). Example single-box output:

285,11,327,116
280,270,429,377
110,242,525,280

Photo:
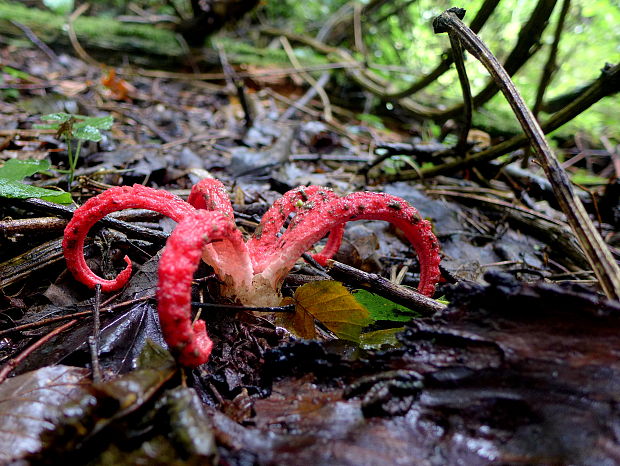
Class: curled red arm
259,191,441,296
157,210,246,367
63,185,195,292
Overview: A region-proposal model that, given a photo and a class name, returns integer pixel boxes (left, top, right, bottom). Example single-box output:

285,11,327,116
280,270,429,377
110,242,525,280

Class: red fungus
63,179,442,367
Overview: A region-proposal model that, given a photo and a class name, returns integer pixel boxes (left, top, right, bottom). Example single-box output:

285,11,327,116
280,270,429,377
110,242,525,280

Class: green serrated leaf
0,178,72,204
353,290,421,322
72,125,102,142
0,159,51,181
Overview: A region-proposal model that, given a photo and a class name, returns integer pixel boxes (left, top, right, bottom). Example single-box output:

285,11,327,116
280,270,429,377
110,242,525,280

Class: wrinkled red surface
247,185,345,267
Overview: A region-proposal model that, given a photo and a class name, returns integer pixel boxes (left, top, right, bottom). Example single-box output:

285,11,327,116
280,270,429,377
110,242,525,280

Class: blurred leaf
1,65,34,81
79,115,114,130
353,290,421,322
359,327,405,350
35,114,113,141
30,342,178,462
93,340,177,413
288,281,374,343
72,124,102,142
0,158,50,181
39,112,72,123
0,365,89,463
0,179,72,204
0,159,71,204
356,113,386,130
571,169,608,186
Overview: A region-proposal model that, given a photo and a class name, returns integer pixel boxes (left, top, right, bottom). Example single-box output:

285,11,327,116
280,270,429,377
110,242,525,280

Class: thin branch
326,260,447,316
279,36,333,122
448,30,473,155
10,20,58,62
382,0,500,99
88,285,102,383
0,320,78,384
67,3,102,67
533,0,571,117
262,0,556,121
11,198,168,242
385,63,620,181
432,8,620,299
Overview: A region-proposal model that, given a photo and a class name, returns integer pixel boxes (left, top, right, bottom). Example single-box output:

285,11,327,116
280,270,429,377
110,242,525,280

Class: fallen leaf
0,365,90,463
285,281,374,343
353,290,421,322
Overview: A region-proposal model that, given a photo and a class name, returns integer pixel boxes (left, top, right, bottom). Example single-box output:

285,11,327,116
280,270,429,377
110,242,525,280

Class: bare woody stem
447,28,472,155
433,8,620,300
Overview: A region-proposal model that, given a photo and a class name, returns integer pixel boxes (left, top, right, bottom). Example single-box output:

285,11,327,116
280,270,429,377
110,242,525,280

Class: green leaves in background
0,159,72,204
42,0,74,15
353,290,421,322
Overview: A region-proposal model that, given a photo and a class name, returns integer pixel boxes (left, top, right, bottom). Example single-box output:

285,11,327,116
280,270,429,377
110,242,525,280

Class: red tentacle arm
188,178,235,218
259,192,441,296
248,185,345,272
63,185,195,292
157,210,249,367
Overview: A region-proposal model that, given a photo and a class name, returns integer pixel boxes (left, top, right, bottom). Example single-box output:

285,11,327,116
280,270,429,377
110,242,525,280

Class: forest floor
1,36,620,465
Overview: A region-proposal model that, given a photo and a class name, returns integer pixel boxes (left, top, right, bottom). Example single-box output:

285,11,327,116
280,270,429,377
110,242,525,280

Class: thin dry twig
67,3,102,67
386,63,620,181
533,0,571,117
447,30,472,155
326,260,447,316
0,319,78,384
279,36,333,122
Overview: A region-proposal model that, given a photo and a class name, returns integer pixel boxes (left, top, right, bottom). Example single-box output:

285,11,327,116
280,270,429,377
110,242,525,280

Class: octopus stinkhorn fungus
63,179,441,367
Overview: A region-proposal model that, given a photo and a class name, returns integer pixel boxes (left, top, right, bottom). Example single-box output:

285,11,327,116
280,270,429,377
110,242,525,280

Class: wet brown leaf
0,365,90,463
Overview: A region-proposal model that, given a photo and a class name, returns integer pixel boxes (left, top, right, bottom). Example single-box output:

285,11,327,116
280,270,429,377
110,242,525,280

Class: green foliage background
260,0,620,140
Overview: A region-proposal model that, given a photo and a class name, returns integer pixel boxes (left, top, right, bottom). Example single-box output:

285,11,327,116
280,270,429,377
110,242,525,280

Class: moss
0,1,183,56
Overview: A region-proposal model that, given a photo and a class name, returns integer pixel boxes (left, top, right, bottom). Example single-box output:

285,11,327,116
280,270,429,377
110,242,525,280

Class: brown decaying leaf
0,365,90,463
282,281,374,342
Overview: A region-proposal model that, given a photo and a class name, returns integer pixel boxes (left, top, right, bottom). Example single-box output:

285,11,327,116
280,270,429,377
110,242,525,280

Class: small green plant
34,113,113,188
